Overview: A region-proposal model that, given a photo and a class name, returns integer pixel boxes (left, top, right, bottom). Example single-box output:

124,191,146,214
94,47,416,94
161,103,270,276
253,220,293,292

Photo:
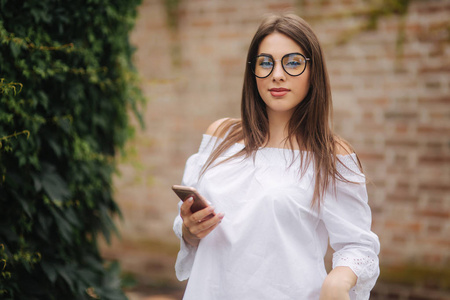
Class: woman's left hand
319,266,357,300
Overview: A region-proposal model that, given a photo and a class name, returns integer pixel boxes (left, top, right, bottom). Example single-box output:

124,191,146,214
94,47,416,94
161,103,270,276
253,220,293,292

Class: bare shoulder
205,118,229,136
205,118,240,138
334,136,355,156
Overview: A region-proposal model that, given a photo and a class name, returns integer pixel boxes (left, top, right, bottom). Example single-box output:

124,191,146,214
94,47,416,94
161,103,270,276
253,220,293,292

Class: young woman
173,14,380,300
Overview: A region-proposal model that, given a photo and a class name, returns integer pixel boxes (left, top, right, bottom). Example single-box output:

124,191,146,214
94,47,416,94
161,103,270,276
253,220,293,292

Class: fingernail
209,206,215,212
187,197,193,202
218,213,225,219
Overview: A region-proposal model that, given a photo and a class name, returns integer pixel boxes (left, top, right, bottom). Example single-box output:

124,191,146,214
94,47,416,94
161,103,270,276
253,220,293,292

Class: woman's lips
269,88,290,97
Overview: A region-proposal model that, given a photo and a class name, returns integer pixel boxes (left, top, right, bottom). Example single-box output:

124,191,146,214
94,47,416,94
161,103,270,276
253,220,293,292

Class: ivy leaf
76,268,97,286
37,213,52,239
49,206,73,244
57,118,71,134
37,90,49,110
47,137,62,157
40,163,70,202
64,207,81,228
9,42,21,59
57,265,75,292
41,261,57,284
32,173,43,192
13,191,32,217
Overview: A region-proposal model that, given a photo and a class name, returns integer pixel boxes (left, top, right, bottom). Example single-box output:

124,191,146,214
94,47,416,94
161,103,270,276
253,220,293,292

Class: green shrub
0,0,143,298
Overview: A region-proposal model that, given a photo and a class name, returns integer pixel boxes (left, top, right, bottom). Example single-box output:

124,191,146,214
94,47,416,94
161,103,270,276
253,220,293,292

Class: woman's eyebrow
258,52,304,57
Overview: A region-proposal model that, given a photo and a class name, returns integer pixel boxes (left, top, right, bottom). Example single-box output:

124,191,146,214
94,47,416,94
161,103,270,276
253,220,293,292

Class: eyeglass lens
252,53,308,78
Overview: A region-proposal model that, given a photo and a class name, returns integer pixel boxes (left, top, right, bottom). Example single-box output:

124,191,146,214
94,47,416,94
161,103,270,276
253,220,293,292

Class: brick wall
103,0,450,294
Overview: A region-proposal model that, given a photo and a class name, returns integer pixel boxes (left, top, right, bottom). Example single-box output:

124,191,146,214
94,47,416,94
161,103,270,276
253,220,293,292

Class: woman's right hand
180,197,224,247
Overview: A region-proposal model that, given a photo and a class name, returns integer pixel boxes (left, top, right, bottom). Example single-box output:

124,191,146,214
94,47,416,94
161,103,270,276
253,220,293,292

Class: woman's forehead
258,32,304,57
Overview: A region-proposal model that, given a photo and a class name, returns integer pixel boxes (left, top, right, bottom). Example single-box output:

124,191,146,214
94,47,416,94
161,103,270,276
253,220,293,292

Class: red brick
358,152,385,161
423,254,444,264
417,209,450,219
418,183,450,193
356,97,389,106
416,3,450,14
218,32,242,39
395,124,408,134
384,111,418,120
219,58,241,67
216,6,237,14
266,3,294,11
418,96,450,105
429,112,450,121
387,193,419,203
385,139,419,147
191,20,213,28
385,221,422,233
419,65,450,73
417,126,450,135
427,224,442,234
419,155,450,164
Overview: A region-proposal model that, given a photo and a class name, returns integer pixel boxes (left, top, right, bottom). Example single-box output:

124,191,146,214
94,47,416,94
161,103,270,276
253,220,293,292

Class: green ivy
164,0,181,30
330,0,412,53
0,0,143,299
364,0,410,30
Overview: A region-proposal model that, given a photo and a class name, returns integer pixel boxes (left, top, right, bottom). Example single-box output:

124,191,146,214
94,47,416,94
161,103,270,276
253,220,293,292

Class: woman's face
255,32,310,119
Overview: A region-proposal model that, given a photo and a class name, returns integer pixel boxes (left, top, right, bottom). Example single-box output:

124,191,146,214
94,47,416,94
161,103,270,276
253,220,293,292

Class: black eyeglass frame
248,52,311,78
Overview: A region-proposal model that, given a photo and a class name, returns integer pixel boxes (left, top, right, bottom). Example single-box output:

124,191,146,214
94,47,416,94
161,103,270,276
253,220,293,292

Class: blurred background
99,0,450,299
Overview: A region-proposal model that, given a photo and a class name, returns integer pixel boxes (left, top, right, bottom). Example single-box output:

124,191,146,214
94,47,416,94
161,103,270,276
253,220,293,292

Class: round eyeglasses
249,53,310,78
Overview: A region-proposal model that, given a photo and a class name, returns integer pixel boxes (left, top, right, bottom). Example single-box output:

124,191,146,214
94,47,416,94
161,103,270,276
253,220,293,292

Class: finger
192,205,215,223
180,197,194,218
194,213,225,238
190,213,224,235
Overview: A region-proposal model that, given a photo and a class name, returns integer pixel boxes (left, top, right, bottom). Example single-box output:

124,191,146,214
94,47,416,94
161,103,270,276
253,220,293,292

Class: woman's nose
272,62,286,81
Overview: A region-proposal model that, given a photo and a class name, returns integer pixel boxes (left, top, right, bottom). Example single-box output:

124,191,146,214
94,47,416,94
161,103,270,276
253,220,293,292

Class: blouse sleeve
173,200,198,281
173,136,211,281
321,154,380,300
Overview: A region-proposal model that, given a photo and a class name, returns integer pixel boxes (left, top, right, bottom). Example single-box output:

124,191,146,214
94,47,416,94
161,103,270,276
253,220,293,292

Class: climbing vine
164,0,182,30
0,0,143,299
336,0,411,55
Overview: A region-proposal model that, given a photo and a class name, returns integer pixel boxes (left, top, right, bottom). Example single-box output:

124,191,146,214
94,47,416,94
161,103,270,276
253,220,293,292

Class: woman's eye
259,60,273,68
285,60,302,68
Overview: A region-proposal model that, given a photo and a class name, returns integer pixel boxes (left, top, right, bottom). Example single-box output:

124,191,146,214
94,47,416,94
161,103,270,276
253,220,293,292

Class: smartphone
172,185,214,218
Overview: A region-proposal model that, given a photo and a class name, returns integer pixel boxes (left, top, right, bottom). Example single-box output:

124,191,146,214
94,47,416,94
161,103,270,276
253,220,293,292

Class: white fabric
173,134,380,300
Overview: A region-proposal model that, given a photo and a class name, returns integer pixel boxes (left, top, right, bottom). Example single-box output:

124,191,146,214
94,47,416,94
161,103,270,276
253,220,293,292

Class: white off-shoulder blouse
173,134,380,300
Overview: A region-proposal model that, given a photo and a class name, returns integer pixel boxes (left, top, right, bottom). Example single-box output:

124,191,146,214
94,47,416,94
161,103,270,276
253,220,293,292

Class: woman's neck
265,111,299,149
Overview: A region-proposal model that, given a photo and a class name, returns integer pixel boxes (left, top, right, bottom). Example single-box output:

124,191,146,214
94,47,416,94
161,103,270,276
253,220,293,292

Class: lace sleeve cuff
332,247,380,300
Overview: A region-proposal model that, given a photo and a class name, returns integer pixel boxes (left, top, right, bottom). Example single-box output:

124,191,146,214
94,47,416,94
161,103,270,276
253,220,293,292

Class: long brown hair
201,14,361,208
